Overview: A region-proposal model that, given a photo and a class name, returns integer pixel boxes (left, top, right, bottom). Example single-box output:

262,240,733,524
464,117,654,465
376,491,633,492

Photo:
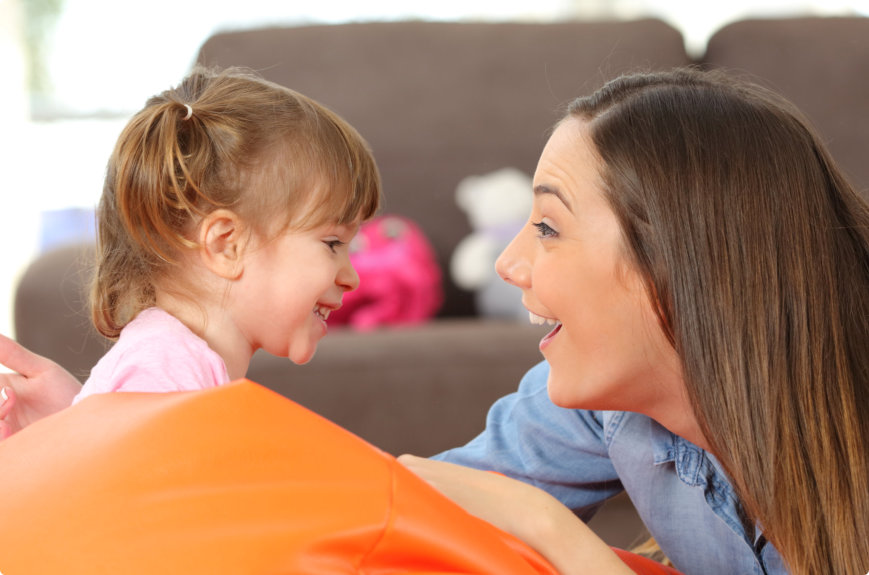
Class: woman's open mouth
529,311,562,349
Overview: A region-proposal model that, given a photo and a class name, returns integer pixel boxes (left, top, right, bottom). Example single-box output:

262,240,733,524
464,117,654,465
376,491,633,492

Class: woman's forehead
533,118,601,204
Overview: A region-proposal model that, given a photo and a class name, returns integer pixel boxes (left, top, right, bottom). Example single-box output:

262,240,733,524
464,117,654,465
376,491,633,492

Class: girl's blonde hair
569,68,869,574
92,66,381,338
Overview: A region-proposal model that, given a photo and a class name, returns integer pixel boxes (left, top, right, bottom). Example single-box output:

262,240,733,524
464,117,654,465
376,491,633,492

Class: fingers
396,454,425,478
0,333,50,378
397,454,452,492
0,386,14,418
398,455,492,498
0,385,17,439
399,454,480,479
396,453,422,466
397,454,449,482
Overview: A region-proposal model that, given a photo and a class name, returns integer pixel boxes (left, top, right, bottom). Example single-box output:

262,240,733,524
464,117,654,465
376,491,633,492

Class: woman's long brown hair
569,68,868,574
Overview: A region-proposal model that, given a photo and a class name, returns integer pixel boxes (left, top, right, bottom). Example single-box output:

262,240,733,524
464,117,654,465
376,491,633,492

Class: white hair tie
183,104,193,121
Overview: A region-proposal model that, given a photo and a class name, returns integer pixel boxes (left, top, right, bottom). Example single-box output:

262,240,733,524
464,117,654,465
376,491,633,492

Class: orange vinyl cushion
0,380,681,574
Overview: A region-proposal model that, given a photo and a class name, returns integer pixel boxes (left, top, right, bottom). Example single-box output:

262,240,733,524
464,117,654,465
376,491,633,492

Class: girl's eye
324,239,344,253
532,221,557,238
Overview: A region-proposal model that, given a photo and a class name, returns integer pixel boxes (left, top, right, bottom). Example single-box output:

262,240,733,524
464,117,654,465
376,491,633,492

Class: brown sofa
13,16,869,550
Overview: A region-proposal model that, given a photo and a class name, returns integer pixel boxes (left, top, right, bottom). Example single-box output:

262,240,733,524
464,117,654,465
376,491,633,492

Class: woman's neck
653,406,712,452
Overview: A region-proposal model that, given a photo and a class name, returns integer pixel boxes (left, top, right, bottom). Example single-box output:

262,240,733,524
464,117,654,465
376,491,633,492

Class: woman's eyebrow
534,184,573,213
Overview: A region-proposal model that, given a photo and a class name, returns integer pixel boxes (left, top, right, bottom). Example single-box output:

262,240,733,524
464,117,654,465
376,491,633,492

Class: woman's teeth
529,311,560,326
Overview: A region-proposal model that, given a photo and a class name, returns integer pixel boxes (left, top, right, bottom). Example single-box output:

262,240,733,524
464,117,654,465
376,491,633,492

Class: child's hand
0,334,81,439
398,455,636,575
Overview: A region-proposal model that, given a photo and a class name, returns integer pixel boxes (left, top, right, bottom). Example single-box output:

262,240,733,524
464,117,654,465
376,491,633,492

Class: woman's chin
545,370,578,408
545,367,610,410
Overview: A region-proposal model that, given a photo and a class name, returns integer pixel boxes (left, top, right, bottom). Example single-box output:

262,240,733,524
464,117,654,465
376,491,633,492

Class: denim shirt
434,361,787,574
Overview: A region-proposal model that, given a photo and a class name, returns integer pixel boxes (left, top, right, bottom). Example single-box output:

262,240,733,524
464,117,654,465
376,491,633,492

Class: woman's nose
495,227,532,288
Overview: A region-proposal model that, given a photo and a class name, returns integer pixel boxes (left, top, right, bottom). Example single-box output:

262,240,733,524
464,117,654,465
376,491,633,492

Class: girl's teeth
528,311,559,326
315,306,331,320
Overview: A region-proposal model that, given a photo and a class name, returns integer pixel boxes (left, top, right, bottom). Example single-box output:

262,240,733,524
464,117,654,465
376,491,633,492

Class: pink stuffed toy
328,215,443,331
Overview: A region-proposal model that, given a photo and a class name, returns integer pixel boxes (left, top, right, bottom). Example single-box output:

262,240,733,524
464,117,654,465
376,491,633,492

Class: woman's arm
434,361,623,518
399,454,635,575
0,334,81,438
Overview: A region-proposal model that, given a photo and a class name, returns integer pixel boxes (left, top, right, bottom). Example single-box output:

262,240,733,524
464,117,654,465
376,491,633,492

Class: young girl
73,65,380,403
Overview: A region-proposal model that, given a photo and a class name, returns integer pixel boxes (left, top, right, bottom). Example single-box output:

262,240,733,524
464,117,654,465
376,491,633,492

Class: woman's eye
532,221,557,238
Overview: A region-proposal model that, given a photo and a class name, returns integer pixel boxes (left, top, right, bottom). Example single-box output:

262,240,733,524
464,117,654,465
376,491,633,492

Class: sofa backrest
702,17,869,201
196,20,692,316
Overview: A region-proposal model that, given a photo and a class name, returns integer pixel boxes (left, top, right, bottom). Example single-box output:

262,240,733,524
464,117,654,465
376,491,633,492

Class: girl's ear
198,209,250,280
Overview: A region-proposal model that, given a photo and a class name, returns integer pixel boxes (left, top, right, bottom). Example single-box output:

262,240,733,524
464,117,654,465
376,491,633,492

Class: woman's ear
198,209,250,280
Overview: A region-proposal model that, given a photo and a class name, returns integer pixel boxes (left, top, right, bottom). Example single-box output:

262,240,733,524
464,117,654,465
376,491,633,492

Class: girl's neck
153,293,253,381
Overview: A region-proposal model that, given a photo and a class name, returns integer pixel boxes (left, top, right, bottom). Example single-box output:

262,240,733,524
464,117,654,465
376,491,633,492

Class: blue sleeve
433,361,623,519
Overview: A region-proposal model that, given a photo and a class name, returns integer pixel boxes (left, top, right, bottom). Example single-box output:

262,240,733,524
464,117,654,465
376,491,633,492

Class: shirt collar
648,417,753,541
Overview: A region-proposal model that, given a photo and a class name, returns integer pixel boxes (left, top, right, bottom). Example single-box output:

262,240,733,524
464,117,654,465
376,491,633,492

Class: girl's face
232,217,360,365
496,117,682,411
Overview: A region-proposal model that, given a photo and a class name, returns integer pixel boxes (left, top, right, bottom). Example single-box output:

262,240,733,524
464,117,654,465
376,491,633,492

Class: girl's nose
495,226,532,288
338,258,360,292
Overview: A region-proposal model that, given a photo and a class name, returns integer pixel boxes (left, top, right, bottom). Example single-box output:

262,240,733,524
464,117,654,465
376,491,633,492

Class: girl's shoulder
77,308,229,401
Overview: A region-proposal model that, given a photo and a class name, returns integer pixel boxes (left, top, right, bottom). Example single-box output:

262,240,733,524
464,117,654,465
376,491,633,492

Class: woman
3,68,868,574
402,68,869,574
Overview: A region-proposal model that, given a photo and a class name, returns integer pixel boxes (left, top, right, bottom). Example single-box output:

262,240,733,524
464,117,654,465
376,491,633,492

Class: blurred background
1,0,868,338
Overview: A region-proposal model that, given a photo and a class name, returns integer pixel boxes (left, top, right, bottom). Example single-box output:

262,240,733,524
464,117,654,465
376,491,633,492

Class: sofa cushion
703,17,869,200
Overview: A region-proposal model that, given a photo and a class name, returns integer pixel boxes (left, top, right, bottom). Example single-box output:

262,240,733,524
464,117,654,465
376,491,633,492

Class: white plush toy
450,167,533,320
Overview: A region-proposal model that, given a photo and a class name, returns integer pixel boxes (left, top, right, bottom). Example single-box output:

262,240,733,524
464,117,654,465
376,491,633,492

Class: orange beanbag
0,380,680,574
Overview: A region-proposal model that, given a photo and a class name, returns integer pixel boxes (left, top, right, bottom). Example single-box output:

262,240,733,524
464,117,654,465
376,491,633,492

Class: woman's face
496,117,682,411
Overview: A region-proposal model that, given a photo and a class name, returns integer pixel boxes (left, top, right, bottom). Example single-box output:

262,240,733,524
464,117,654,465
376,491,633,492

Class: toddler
73,66,381,403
